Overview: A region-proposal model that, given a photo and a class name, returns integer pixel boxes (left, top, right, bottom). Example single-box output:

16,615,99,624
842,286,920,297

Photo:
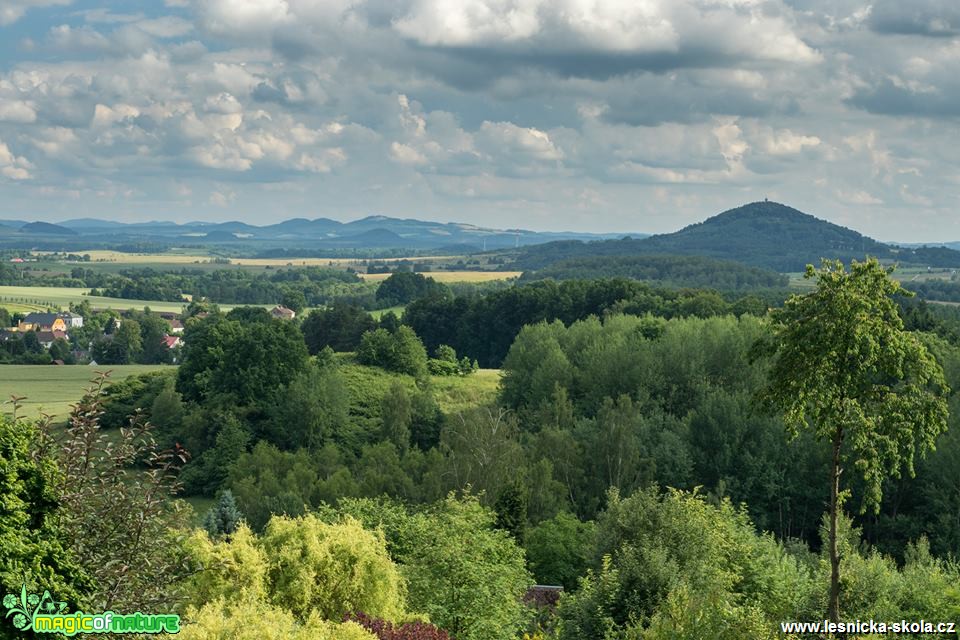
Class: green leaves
757,258,949,513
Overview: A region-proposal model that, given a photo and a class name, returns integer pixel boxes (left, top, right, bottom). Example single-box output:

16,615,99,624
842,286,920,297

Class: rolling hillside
508,201,960,272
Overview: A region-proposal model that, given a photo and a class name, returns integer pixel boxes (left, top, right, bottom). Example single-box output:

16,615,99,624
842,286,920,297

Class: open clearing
359,271,522,283
0,364,171,420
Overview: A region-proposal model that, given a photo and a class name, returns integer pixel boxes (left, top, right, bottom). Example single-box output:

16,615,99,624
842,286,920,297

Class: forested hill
507,201,960,272
520,254,788,290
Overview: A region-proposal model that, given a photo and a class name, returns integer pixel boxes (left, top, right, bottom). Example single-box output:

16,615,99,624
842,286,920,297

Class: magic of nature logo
3,585,180,636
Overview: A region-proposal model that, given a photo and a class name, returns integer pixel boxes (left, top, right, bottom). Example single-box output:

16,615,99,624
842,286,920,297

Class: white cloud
0,101,37,123
0,0,71,26
478,121,563,161
0,140,34,180
391,142,429,165
760,129,822,155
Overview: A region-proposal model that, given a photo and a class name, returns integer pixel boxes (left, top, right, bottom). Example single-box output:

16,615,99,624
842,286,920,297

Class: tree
281,288,307,314
204,490,244,537
753,259,949,622
0,413,88,617
375,272,449,307
93,319,143,364
265,363,349,451
381,382,412,452
334,495,532,640
301,306,377,354
357,327,428,379
134,310,174,364
525,512,595,591
46,375,195,613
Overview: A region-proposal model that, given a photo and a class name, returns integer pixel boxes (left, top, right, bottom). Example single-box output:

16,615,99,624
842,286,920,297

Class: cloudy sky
0,0,958,240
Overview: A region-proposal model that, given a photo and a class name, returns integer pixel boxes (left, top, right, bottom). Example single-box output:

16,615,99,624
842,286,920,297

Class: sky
0,0,958,240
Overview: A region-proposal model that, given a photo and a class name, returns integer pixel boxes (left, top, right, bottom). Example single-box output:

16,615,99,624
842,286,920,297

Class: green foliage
227,443,359,531
380,382,412,452
302,305,377,354
521,254,788,290
176,312,309,404
178,599,377,640
203,490,244,538
756,259,950,511
92,318,143,364
427,345,477,376
188,514,406,624
556,487,815,639
264,362,350,451
334,494,532,640
49,377,195,613
376,272,450,307
754,259,950,620
181,415,251,495
0,414,87,619
525,512,596,591
357,327,428,378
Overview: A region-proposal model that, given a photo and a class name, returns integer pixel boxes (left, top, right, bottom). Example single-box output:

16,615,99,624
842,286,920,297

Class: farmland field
0,364,172,420
358,270,522,282
0,285,237,313
47,250,460,268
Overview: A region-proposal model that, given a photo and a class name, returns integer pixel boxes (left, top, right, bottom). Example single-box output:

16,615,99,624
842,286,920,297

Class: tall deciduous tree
753,259,949,622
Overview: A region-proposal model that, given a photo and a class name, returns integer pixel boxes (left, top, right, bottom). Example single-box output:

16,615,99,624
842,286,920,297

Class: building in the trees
19,313,68,332
270,305,296,320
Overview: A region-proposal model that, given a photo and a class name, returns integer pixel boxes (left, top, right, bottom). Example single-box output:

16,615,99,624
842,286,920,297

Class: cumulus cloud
0,0,959,239
0,140,34,180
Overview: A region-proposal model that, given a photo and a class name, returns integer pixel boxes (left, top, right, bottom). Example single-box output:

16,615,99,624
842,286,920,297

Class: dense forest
519,254,789,290
5,259,960,639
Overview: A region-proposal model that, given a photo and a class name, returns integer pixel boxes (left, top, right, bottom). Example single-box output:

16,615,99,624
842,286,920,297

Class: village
0,302,297,365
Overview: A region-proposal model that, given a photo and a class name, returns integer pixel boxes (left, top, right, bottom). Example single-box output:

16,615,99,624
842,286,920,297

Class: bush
357,327,428,378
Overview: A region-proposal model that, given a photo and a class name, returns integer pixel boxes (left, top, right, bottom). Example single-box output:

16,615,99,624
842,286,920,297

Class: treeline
520,254,789,290
904,278,960,302
404,278,775,367
88,267,367,308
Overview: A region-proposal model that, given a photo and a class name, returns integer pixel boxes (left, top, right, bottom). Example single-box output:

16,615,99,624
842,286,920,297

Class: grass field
0,285,244,313
358,271,522,282
0,364,172,420
370,306,405,320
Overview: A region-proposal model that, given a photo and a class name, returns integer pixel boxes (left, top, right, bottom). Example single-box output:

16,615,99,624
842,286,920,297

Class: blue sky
0,0,958,240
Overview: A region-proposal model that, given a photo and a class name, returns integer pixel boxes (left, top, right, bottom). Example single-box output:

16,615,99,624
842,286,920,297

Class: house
162,335,182,350
59,312,83,328
9,257,23,263
168,318,184,334
19,313,67,333
35,330,68,349
270,305,296,320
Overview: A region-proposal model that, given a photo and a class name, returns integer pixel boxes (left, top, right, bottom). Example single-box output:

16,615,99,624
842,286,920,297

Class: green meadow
0,364,172,420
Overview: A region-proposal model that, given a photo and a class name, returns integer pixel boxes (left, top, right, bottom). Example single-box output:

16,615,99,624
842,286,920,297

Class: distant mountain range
1,204,958,271
0,215,639,252
509,201,960,272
